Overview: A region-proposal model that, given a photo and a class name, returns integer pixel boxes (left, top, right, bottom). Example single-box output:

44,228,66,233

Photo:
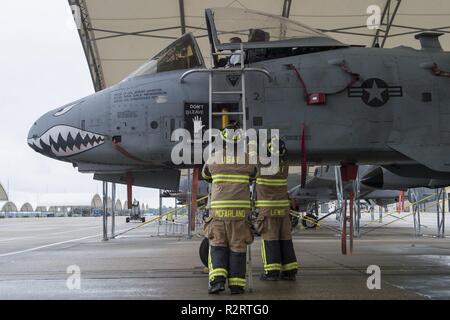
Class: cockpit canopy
124,8,348,81
207,7,347,50
124,33,204,81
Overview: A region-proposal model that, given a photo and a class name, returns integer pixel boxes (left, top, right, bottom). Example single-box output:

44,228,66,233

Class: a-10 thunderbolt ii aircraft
28,8,450,198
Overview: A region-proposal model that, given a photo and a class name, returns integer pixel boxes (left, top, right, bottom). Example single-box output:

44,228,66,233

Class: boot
280,270,297,281
229,286,245,294
208,281,225,294
260,270,280,281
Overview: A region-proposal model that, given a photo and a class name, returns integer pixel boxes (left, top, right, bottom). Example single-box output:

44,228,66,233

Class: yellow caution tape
115,195,209,237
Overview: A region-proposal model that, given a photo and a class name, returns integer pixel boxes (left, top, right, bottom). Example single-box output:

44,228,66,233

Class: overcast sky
0,0,173,208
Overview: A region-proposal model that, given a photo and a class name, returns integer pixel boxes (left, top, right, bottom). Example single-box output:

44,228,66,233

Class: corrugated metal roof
70,0,450,88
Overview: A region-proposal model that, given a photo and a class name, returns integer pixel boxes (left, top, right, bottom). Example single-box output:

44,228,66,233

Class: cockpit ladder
179,43,272,137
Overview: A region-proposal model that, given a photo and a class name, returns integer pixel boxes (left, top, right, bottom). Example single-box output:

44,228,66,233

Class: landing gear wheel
302,214,318,229
199,237,209,268
126,217,130,223
141,217,146,223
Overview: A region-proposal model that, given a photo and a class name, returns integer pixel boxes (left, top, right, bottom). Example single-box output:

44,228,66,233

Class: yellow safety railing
114,195,209,237
289,210,341,233
361,192,444,235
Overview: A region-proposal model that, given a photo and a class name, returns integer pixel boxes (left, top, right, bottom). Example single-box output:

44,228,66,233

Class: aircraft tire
141,217,146,223
199,237,209,268
126,217,130,223
302,214,318,229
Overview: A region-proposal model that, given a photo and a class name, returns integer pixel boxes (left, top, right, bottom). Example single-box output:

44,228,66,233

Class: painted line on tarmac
0,226,105,243
34,225,102,236
0,228,130,258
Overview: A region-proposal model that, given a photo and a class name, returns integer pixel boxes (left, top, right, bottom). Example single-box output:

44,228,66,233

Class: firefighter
202,124,257,294
255,137,298,281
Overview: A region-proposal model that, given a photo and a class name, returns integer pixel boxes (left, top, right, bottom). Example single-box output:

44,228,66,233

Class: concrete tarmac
0,213,450,299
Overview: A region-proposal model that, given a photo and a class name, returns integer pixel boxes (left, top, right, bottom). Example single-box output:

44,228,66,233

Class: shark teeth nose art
27,125,105,157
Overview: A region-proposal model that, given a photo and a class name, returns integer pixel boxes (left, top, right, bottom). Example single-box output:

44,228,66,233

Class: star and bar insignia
348,78,402,107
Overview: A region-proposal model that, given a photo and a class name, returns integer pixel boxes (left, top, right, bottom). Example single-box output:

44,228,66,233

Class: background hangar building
0,180,129,217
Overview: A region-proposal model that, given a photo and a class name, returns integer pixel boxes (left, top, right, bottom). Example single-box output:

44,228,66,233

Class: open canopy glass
124,33,204,81
207,7,345,49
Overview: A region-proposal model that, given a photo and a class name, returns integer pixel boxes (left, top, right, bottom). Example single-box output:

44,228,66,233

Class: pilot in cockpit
225,37,243,68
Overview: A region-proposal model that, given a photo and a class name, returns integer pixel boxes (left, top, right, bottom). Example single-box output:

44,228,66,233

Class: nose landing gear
126,199,146,223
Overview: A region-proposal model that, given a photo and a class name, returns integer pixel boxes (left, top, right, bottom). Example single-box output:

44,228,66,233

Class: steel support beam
411,189,422,237
436,188,446,238
372,0,392,46
389,26,450,38
191,166,200,232
111,183,116,238
126,173,132,209
179,0,186,35
102,181,108,241
371,0,402,48
92,26,180,41
187,169,192,239
319,23,450,39
319,29,383,37
69,0,105,91
353,171,361,238
338,164,358,255
282,0,292,18
157,189,163,236
334,166,344,224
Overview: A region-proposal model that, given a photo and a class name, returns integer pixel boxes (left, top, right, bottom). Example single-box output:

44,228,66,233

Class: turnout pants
256,211,298,276
204,214,253,288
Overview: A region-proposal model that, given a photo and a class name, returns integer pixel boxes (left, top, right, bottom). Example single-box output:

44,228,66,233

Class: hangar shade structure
1,201,18,213
0,183,7,201
70,0,450,90
20,203,34,212
38,193,104,208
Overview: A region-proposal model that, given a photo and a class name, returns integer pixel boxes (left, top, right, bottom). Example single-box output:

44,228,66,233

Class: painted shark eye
53,101,82,117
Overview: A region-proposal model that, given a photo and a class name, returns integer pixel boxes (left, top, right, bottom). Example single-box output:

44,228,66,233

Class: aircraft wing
94,169,181,190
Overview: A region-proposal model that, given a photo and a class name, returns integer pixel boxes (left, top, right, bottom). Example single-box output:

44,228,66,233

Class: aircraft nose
361,167,384,189
27,122,37,142
27,117,46,154
27,100,107,159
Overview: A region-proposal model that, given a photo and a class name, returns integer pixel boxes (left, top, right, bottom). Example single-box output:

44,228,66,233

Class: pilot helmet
267,136,287,161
